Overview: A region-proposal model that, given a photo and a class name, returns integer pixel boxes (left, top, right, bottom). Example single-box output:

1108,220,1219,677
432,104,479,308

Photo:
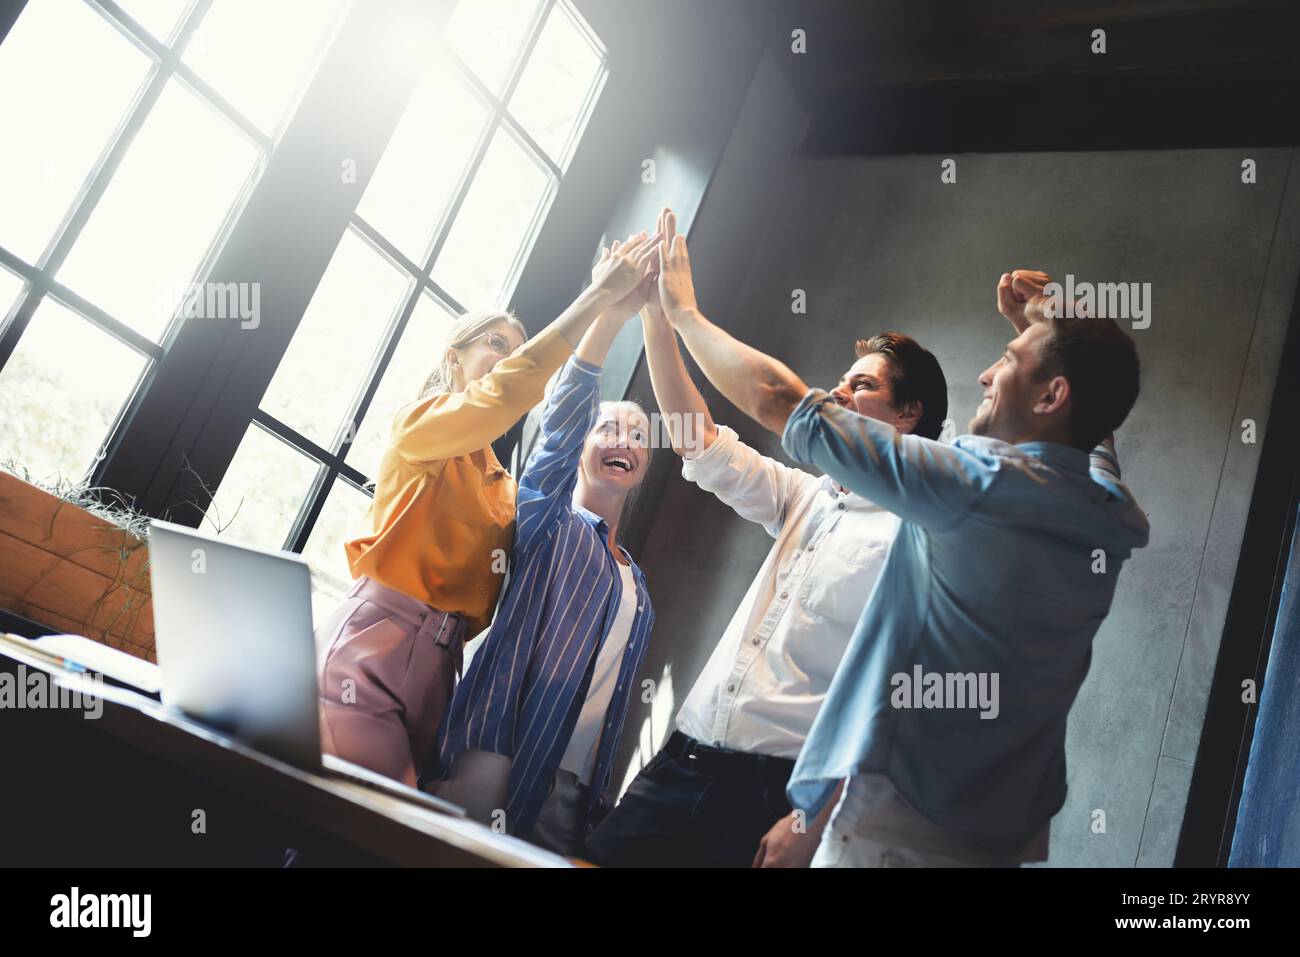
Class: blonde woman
315,231,660,788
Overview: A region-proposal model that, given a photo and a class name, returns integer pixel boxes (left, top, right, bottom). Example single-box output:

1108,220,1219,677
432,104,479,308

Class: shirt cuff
1090,435,1120,479
780,388,834,465
569,355,604,378
680,424,739,480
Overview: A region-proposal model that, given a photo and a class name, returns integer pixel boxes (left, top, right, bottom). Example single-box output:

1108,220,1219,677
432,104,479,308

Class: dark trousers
585,732,794,867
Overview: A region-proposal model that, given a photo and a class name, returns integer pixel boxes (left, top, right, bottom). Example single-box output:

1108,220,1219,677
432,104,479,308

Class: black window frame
0,0,607,566
257,0,610,556
0,0,285,443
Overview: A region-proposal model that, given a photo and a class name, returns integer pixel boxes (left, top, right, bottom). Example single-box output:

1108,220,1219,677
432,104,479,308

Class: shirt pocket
798,536,889,625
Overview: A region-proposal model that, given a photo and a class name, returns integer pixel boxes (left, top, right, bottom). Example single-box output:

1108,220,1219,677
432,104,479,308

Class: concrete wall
614,52,1300,867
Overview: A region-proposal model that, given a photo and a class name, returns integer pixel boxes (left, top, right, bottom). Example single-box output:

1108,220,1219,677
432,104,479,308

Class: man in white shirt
585,211,950,868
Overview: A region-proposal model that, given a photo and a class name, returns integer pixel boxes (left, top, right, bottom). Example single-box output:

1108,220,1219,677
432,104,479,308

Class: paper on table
29,633,162,694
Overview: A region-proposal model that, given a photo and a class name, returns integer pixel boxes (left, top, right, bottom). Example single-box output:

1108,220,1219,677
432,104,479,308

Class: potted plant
0,463,155,661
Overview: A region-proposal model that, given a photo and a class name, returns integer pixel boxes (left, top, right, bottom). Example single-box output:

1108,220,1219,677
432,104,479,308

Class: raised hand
997,268,1051,332
593,240,657,322
640,209,671,325
591,230,662,305
657,208,699,323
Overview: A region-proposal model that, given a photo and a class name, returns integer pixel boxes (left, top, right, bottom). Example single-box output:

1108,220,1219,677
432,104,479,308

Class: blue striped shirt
432,356,655,837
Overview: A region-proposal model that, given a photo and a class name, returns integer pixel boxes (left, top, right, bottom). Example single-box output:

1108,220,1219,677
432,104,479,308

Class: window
0,0,349,486
206,0,608,613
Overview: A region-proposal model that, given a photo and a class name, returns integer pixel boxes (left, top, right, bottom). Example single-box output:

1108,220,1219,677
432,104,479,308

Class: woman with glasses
315,231,660,788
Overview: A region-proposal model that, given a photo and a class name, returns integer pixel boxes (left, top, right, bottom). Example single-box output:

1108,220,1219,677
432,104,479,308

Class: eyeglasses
459,330,516,356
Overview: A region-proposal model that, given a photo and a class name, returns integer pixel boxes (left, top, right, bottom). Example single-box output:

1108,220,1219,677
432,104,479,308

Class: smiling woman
429,298,659,857
313,231,654,791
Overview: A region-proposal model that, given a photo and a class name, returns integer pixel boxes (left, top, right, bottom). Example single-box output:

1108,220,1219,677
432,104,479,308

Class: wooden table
0,644,571,867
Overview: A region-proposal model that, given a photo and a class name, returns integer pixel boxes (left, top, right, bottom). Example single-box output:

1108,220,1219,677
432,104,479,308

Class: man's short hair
854,333,949,440
1037,314,1141,450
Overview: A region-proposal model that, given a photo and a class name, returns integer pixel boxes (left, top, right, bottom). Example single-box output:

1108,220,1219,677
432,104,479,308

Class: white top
674,425,899,759
559,560,639,785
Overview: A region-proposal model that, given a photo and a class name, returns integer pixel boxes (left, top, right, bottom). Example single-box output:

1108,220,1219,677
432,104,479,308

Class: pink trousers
315,577,466,788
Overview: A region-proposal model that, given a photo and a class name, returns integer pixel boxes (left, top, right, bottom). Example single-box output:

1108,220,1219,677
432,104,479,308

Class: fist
997,269,1051,330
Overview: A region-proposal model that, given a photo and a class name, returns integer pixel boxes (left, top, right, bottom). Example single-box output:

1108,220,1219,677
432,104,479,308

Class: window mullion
95,0,451,523
420,112,503,276
420,0,554,278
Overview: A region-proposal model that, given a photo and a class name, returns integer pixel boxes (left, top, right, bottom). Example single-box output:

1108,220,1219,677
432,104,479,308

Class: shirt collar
573,502,608,533
819,473,857,500
572,504,639,574
1013,440,1092,474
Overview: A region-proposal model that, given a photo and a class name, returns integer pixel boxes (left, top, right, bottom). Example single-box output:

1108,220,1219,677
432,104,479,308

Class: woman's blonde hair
418,309,528,399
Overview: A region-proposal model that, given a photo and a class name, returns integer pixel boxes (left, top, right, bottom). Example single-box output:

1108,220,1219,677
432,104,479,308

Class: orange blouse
345,326,573,635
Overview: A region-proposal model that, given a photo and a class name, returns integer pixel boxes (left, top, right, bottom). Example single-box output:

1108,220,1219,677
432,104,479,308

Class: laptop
147,518,464,818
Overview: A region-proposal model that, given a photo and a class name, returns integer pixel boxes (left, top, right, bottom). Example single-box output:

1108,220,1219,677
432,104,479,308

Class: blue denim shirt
782,389,1149,851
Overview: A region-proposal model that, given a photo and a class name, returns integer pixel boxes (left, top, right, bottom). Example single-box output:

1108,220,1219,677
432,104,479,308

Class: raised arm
640,212,718,456
514,252,649,551
782,393,990,529
391,231,659,464
512,356,602,554
655,209,808,436
392,329,570,463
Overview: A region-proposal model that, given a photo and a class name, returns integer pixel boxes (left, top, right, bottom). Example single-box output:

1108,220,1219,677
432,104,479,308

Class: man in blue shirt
654,212,1148,866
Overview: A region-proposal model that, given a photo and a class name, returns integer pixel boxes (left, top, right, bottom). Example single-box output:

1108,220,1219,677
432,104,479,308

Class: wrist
667,305,704,328
595,310,628,331
583,282,621,311
640,306,670,329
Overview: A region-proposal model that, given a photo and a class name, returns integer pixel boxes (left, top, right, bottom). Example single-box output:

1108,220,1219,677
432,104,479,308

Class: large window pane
356,57,490,264
116,0,192,43
431,127,553,309
346,292,458,477
0,0,151,264
204,425,319,550
508,3,602,166
302,477,373,597
183,0,349,136
304,477,375,626
56,79,261,341
0,297,148,485
444,0,540,96
260,230,410,449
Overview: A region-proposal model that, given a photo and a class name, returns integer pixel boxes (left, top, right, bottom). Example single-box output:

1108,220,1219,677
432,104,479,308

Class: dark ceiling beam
749,0,1300,90
802,61,1300,155
742,0,1300,154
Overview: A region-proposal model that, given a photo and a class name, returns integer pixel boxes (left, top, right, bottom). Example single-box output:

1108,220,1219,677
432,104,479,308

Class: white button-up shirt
674,425,899,759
